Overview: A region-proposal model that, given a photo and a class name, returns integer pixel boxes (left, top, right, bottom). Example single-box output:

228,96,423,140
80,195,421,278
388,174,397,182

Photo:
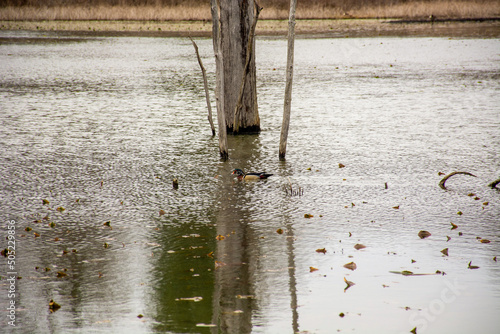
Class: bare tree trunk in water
211,0,228,159
213,0,260,135
279,0,297,160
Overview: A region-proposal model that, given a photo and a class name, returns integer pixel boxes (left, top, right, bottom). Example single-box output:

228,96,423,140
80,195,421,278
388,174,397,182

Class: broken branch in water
438,171,476,190
488,178,500,189
283,177,303,197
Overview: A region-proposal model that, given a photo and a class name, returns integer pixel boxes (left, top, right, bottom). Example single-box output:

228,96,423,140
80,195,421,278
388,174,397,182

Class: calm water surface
0,31,499,334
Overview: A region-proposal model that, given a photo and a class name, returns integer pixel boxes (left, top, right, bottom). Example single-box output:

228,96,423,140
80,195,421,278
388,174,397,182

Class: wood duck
232,169,273,181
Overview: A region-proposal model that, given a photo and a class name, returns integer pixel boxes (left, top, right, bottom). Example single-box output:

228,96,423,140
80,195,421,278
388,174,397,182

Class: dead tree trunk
212,0,261,135
279,0,297,160
211,0,228,159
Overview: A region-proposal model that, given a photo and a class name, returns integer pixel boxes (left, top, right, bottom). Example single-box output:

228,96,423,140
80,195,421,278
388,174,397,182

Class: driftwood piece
488,178,500,189
189,37,216,136
233,0,262,133
438,171,477,190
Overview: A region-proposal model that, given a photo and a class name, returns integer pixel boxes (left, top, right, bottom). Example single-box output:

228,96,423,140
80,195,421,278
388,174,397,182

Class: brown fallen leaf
441,248,449,256
304,213,314,218
339,312,345,317
216,235,225,241
418,231,431,239
450,222,458,230
56,206,65,212
392,205,400,209
343,262,357,270
48,299,61,312
338,163,345,168
276,228,284,234
159,209,165,216
316,248,327,254
480,239,491,244
344,277,355,291
354,244,366,250
309,266,319,272
56,271,67,278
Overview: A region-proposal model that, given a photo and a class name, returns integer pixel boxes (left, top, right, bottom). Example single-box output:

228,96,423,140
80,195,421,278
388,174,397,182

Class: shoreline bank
1,18,499,38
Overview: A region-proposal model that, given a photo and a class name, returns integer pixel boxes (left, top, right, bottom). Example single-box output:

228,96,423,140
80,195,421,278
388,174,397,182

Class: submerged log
438,171,476,190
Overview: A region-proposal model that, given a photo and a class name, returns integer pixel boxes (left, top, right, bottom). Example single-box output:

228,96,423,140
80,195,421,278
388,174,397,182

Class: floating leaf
338,163,345,168
42,199,50,205
316,248,327,254
216,235,225,241
104,242,109,248
392,205,400,209
483,202,489,206
401,270,414,276
410,327,417,334
418,231,431,239
480,239,491,244
215,261,226,268
446,236,451,242
468,261,479,269
344,277,355,291
48,299,61,312
458,232,463,236
34,232,40,238
304,213,313,218
343,262,357,270
309,266,318,272
103,221,111,227
450,222,458,230
159,209,165,216
493,256,497,262
457,211,463,215
56,206,65,212
411,259,416,263
441,248,449,256
172,178,179,189
339,312,345,317
354,243,366,250
207,251,214,258
276,228,284,234
56,271,67,278
348,232,352,237
137,314,144,318
49,222,56,228
25,227,32,232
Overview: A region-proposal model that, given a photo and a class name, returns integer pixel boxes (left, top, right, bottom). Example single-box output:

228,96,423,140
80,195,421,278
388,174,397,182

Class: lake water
0,31,499,334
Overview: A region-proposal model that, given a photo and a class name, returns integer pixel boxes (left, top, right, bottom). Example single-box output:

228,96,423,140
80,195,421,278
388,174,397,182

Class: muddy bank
1,18,499,39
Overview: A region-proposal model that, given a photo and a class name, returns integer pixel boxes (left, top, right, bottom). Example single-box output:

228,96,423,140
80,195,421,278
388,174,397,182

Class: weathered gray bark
279,0,297,160
214,0,260,134
211,0,228,159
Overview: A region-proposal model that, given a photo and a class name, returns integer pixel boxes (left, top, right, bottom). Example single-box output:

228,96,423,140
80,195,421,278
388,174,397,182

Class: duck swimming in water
232,169,273,181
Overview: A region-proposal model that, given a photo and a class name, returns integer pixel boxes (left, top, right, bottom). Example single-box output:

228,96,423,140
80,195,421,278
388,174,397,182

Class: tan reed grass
0,1,498,21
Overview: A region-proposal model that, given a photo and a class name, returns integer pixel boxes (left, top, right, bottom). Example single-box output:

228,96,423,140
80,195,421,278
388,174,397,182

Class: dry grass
0,1,498,21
